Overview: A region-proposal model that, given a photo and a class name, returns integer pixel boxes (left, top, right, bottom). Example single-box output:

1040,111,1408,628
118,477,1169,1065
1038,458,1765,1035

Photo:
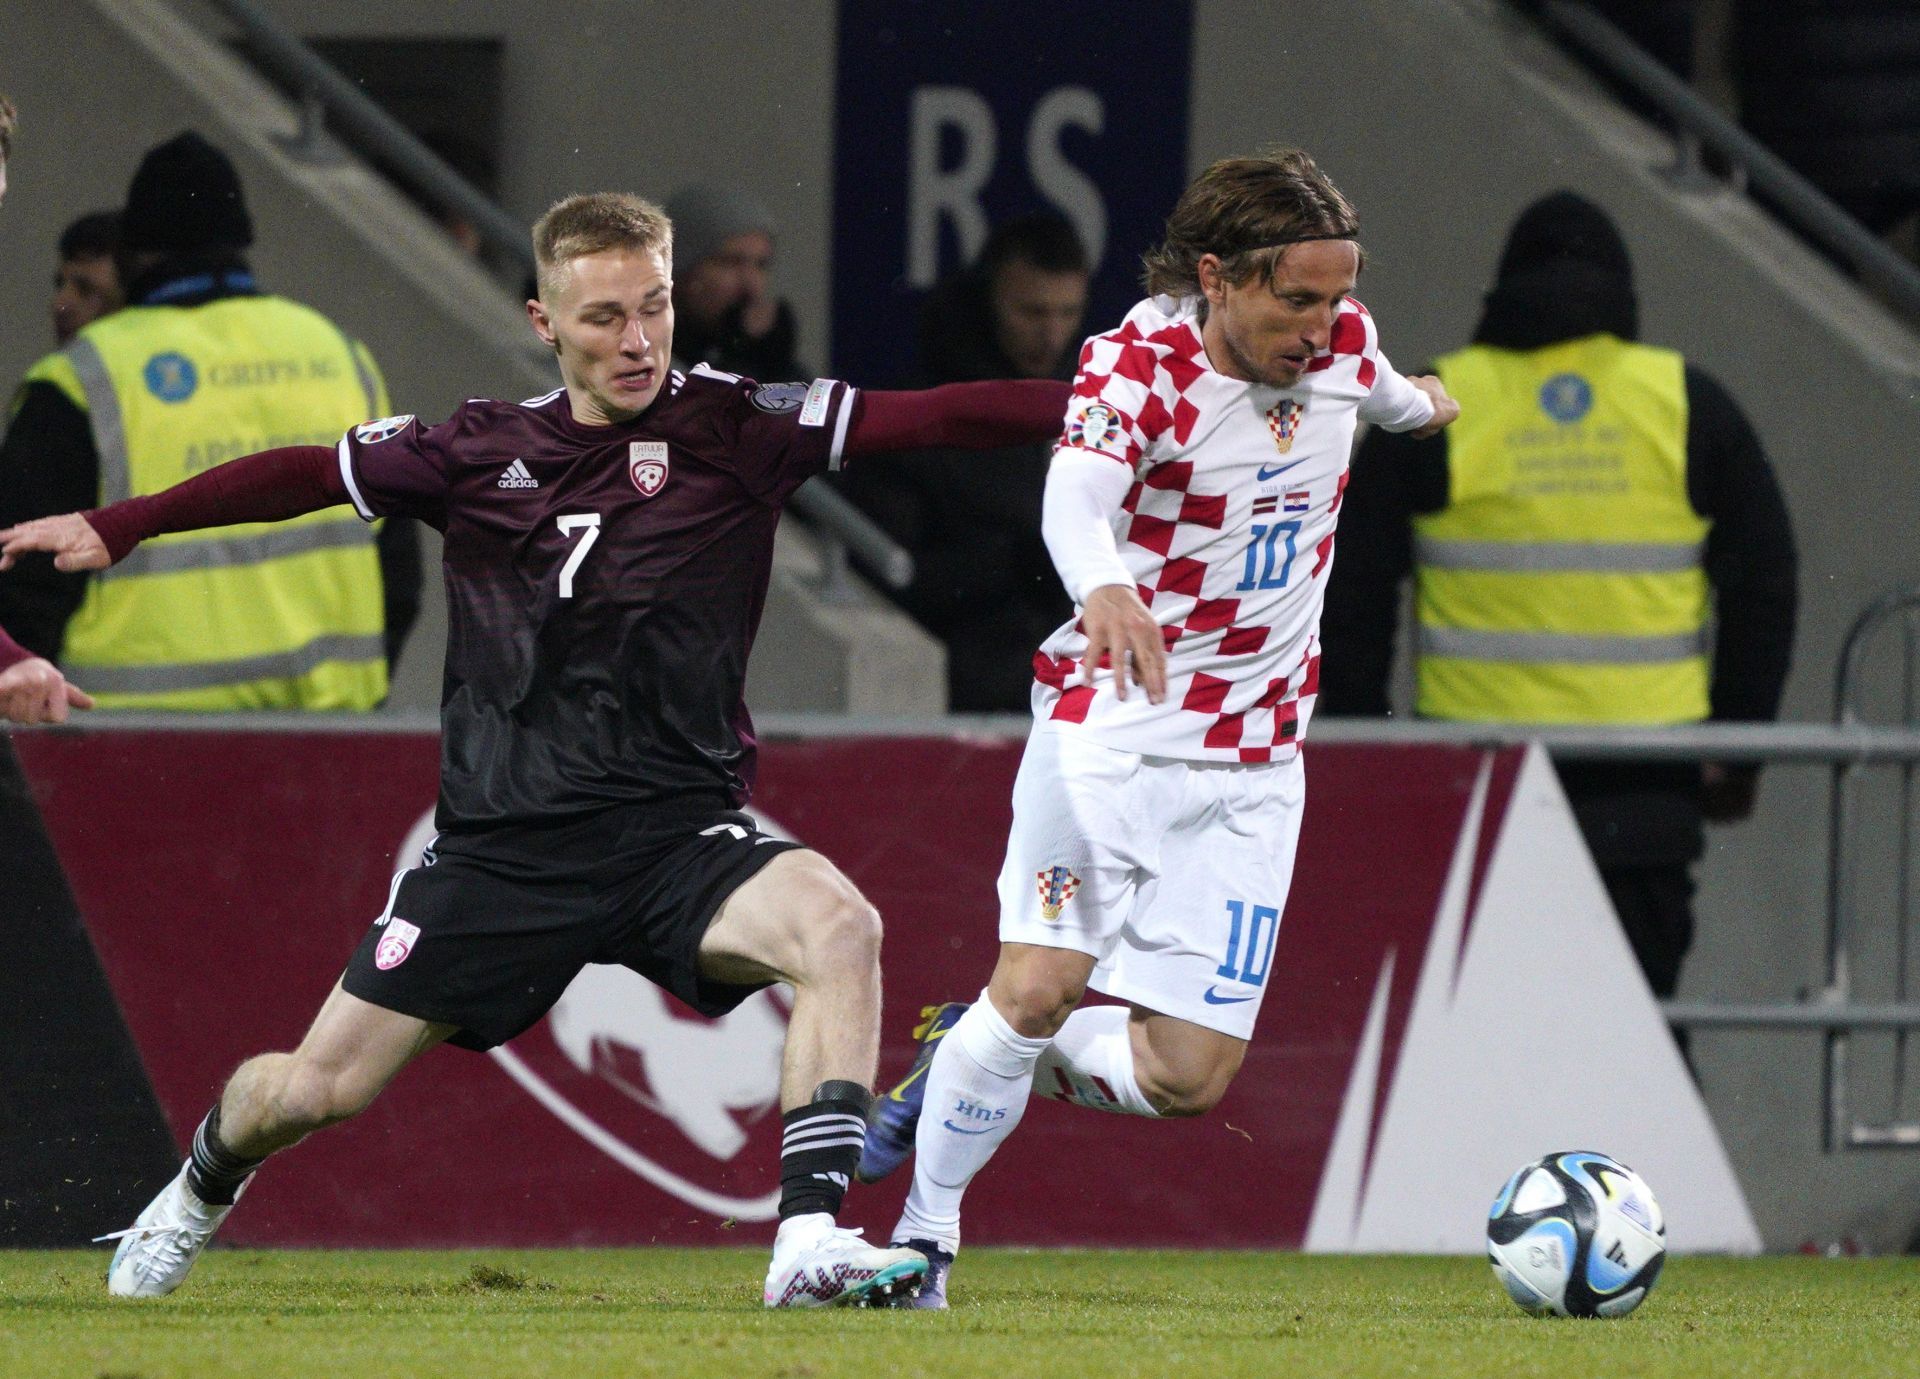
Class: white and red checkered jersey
1031,292,1433,762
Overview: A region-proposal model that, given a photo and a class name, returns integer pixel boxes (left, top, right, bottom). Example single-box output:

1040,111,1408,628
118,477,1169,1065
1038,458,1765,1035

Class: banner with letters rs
9,728,1758,1253
828,0,1194,384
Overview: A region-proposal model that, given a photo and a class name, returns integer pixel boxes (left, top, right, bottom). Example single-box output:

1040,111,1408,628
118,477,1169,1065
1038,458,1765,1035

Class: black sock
184,1104,263,1206
778,1080,871,1221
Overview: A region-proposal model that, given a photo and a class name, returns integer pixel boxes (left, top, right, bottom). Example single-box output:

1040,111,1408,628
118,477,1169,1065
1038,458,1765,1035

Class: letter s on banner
1027,86,1107,267
906,86,997,286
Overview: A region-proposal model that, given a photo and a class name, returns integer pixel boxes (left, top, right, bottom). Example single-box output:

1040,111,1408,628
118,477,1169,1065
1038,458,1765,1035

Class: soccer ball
1486,1151,1666,1318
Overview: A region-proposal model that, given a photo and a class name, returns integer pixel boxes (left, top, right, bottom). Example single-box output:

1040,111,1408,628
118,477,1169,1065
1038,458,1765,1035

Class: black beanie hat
1493,190,1632,288
122,131,254,254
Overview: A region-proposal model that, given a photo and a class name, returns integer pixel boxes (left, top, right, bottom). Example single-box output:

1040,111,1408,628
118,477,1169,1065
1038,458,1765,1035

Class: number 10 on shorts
1218,900,1280,987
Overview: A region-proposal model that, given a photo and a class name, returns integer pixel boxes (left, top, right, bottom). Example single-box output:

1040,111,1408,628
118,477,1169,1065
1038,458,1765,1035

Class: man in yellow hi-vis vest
1321,191,1798,1021
0,131,418,709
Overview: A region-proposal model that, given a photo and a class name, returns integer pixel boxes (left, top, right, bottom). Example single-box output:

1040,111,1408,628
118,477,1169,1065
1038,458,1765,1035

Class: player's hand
1080,583,1166,705
1406,375,1460,439
0,513,111,572
0,656,94,724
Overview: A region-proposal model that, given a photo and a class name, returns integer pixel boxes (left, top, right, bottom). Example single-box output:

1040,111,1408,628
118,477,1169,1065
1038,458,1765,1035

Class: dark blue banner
830,0,1194,383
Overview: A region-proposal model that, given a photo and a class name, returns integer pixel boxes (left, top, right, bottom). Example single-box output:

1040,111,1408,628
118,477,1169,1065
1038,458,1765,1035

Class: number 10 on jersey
557,513,600,598
1237,521,1301,592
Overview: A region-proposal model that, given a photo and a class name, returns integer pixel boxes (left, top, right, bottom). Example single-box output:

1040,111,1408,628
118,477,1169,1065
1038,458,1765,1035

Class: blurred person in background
1318,190,1798,1029
0,91,95,725
664,182,805,380
842,213,1090,710
0,130,419,705
52,212,123,347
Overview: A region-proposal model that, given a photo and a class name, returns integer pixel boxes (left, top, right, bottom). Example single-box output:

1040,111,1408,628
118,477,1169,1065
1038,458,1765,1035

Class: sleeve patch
1066,401,1125,454
354,414,415,444
750,381,810,415
799,378,838,428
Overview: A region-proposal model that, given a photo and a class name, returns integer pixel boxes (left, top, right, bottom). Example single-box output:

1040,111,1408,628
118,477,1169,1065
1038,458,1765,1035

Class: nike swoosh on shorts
1203,987,1256,1005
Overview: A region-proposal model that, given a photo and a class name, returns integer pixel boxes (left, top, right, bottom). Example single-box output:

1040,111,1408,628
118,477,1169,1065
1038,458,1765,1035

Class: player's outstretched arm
0,444,346,572
844,380,1072,457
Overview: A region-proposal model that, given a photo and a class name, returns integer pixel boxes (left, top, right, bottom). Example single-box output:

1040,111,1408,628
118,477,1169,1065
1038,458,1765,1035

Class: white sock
893,993,1050,1252
1034,1005,1159,1116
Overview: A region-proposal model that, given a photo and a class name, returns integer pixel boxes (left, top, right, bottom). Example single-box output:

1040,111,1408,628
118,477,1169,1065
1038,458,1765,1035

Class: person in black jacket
1319,191,1798,1018
841,213,1089,711
663,183,807,382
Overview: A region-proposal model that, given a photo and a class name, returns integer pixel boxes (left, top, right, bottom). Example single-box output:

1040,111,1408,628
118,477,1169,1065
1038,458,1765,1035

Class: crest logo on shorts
375,917,422,970
354,414,415,445
1067,403,1121,454
1036,865,1082,921
1266,399,1303,454
629,441,669,497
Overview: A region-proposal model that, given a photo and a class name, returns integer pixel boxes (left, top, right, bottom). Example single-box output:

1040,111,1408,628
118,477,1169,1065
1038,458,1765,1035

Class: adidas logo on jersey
497,459,539,489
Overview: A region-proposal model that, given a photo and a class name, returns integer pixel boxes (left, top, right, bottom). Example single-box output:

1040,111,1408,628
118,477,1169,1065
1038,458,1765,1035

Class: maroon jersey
337,367,856,831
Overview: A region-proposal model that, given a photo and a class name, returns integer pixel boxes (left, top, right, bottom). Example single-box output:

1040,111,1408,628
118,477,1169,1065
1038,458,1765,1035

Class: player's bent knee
790,869,883,977
991,954,1090,1038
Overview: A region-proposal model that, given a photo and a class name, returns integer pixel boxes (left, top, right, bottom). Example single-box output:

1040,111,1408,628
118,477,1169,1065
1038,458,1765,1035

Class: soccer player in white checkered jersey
857,151,1459,1305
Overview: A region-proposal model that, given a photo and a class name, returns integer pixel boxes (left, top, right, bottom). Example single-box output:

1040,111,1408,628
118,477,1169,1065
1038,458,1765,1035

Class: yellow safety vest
1414,335,1710,724
21,294,390,709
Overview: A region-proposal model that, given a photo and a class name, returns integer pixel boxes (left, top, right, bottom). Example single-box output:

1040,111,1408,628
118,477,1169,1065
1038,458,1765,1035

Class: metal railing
200,0,913,595
1822,586,1920,1147
1539,1,1920,323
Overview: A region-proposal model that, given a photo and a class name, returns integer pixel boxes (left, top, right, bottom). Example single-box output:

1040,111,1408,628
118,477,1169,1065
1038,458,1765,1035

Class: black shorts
341,804,802,1051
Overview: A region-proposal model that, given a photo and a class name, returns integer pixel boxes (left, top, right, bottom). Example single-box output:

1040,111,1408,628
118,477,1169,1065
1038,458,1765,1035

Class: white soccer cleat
98,1161,242,1298
762,1212,928,1308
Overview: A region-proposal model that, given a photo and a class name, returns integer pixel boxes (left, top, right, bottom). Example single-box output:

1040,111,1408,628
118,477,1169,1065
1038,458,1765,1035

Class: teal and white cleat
99,1161,242,1298
763,1214,929,1308
857,1002,969,1184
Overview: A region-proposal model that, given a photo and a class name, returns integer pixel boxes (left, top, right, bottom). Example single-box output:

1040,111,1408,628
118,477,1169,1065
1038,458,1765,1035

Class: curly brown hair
1141,149,1362,299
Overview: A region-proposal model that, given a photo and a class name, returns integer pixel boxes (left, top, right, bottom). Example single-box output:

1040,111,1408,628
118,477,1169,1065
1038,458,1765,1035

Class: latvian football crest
1267,399,1303,454
375,917,422,970
629,441,669,497
1035,865,1082,921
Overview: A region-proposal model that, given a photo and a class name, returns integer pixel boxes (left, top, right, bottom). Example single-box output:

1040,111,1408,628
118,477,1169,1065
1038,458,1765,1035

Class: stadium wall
2,0,1918,1248
9,725,1757,1254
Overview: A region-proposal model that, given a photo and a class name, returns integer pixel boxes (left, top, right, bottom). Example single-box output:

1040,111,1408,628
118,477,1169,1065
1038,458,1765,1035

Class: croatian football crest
374,917,421,970
1067,402,1122,454
629,441,669,497
1267,399,1303,454
355,414,415,445
1035,865,1082,920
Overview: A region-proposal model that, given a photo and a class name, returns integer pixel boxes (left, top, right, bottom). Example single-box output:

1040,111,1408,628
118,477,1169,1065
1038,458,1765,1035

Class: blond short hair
532,192,673,299
0,95,17,161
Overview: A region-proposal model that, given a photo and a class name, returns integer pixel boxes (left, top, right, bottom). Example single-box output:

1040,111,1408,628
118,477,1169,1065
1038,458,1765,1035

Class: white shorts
996,724,1307,1039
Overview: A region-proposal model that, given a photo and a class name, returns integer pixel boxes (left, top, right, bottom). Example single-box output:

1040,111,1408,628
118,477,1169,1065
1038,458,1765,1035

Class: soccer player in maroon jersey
0,192,1069,1307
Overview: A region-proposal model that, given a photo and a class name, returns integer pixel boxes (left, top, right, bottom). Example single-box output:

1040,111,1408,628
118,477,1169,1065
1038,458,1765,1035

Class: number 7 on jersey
557,513,601,598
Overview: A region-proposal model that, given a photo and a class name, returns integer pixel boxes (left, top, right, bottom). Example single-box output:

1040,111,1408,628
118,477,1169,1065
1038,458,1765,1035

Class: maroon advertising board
13,729,1512,1249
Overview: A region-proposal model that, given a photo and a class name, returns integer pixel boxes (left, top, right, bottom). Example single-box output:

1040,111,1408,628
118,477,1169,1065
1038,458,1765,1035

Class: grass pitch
3,1248,1914,1379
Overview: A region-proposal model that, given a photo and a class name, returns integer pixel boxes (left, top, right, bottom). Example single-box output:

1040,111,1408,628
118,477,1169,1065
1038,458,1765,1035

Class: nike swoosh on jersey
1203,987,1257,1005
941,1120,995,1135
1255,459,1306,481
